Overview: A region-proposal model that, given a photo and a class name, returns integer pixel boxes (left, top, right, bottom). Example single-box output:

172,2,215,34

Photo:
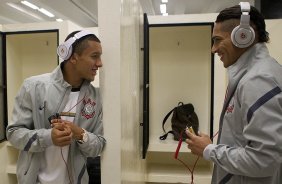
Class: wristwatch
77,128,88,144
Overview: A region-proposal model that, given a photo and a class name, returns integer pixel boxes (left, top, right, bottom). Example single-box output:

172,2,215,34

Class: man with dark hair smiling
185,3,282,184
7,30,106,184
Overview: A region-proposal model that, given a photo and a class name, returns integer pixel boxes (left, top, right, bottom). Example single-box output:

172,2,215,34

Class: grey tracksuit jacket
204,43,282,184
6,64,106,184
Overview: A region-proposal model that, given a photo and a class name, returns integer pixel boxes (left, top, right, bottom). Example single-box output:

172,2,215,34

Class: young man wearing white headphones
6,30,106,184
185,3,282,184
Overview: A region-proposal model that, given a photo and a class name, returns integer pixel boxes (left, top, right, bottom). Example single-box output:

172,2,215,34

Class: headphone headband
231,2,255,48
239,2,250,12
57,30,94,60
239,2,251,27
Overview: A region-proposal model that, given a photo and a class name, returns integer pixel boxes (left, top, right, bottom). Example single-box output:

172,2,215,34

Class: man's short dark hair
216,5,269,43
65,30,101,57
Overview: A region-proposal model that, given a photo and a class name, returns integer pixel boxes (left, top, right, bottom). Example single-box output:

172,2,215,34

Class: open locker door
142,13,149,159
0,31,7,142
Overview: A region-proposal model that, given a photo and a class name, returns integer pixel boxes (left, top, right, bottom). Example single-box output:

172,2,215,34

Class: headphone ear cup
57,43,72,60
231,26,255,48
57,30,93,61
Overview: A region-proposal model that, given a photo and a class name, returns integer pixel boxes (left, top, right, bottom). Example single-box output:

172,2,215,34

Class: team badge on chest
226,97,235,114
81,98,96,119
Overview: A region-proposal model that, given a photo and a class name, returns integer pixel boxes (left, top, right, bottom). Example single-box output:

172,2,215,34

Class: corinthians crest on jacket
226,97,235,114
81,98,96,119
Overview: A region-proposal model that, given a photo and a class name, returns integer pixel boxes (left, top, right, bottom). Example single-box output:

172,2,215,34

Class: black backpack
160,102,199,141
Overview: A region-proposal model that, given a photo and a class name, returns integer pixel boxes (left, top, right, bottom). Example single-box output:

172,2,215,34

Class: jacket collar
227,43,269,81
50,62,91,89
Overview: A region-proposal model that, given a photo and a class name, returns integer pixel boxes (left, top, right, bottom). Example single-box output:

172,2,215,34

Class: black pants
87,156,101,184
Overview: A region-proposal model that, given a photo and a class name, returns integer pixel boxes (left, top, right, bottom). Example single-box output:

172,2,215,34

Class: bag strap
160,102,184,140
178,102,184,106
161,107,175,133
159,130,174,140
159,108,175,140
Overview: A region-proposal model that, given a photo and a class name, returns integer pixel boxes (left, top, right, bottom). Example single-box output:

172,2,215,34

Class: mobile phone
187,126,195,135
48,113,60,124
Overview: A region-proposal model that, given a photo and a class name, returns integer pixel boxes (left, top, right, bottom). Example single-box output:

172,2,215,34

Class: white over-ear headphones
231,2,255,48
57,30,93,60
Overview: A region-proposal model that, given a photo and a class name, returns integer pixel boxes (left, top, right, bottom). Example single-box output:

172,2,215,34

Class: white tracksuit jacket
204,43,282,184
6,64,106,184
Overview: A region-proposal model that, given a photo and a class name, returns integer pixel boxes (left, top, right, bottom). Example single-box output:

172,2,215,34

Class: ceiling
141,0,282,20
0,0,98,27
2,0,281,28
140,0,255,16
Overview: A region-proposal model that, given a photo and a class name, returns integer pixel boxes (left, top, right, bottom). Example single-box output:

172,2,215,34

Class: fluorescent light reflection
7,3,43,20
9,1,65,21
38,8,55,17
21,1,39,10
21,1,55,18
160,4,166,14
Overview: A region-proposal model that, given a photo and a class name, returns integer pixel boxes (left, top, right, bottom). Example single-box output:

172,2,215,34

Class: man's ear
70,53,79,64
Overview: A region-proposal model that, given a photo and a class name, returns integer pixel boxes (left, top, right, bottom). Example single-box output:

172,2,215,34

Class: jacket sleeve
77,108,106,157
77,88,106,157
206,74,282,177
6,81,53,152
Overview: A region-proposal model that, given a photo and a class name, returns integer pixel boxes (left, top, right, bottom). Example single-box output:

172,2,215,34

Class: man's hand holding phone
50,117,72,147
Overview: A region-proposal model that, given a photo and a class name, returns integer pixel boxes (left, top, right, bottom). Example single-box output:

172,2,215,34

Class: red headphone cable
174,130,219,184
